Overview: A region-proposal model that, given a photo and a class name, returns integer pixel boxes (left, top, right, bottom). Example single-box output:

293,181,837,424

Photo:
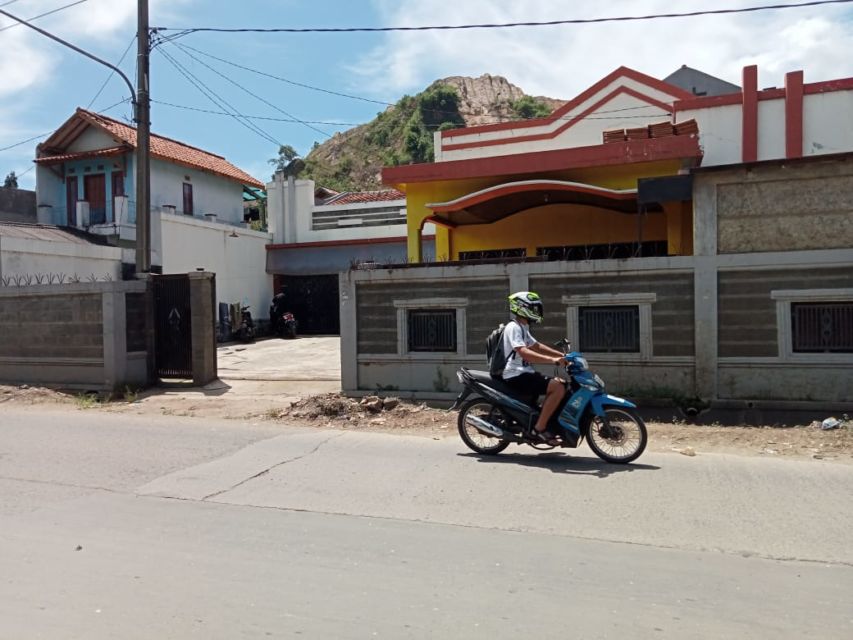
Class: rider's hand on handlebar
553,356,565,366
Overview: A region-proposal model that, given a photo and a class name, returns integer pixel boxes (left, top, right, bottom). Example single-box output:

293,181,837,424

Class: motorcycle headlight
594,373,605,389
456,371,464,384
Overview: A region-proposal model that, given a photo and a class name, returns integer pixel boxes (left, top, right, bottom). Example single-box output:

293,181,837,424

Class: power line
170,41,332,138
164,41,394,107
0,0,89,33
156,46,283,147
87,35,136,110
152,98,675,130
152,0,853,35
152,99,363,126
154,41,680,123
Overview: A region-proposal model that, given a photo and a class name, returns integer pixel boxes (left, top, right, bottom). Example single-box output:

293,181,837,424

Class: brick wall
0,293,103,359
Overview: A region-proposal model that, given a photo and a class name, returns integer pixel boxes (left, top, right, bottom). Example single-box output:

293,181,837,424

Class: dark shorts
504,372,551,398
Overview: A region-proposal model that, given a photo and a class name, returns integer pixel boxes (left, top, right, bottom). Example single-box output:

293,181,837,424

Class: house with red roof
27,108,273,320
340,63,853,411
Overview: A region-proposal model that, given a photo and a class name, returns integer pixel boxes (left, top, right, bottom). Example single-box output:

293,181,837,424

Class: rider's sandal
534,429,560,446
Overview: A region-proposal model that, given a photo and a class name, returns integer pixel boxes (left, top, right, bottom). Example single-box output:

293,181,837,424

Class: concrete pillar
188,272,218,385
101,286,128,392
339,271,358,393
692,177,719,402
507,264,529,295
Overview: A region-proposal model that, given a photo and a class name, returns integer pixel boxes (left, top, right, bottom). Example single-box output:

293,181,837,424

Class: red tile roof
323,189,405,205
41,109,264,188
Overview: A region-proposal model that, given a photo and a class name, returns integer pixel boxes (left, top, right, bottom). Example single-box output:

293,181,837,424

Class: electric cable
152,1,853,36
0,0,90,33
170,41,331,138
156,46,283,146
87,35,136,109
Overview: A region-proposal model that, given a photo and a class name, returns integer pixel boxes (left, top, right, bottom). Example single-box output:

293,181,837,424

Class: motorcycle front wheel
585,407,647,464
457,398,510,455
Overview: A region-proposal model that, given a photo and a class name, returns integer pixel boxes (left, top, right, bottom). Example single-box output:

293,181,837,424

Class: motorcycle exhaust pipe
466,414,506,438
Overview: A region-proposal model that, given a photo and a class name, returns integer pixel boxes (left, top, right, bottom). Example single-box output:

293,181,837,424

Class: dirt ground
2,384,851,464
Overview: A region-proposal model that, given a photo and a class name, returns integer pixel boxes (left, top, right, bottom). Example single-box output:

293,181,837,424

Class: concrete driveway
217,336,340,382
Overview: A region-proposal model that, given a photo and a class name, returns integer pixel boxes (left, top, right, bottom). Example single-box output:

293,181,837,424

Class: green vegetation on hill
300,80,556,192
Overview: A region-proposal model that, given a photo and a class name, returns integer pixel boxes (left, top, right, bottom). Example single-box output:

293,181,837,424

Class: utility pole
136,0,151,274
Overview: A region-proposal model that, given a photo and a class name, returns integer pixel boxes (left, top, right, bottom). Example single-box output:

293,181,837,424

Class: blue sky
2,0,853,190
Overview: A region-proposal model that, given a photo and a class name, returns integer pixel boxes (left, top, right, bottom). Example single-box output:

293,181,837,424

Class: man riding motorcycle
501,292,567,445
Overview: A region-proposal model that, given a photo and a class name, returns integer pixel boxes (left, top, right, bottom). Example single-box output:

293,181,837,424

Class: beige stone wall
716,160,853,254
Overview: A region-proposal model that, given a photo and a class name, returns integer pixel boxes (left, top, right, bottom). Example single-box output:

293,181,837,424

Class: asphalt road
1,409,851,639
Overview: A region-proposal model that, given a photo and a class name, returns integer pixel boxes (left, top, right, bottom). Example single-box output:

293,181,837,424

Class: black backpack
486,320,517,378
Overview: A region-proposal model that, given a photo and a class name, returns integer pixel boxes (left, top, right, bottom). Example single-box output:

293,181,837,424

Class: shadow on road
459,451,660,478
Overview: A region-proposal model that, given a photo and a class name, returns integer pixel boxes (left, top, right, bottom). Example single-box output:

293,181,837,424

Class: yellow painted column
664,202,683,256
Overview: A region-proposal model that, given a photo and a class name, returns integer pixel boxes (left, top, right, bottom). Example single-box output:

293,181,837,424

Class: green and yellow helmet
508,291,544,323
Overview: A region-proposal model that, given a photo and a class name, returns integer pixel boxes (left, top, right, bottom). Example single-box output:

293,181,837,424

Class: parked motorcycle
269,292,298,339
277,311,298,339
235,305,256,343
451,339,647,463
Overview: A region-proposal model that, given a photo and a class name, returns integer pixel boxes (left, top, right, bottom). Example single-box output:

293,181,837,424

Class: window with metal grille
791,302,853,353
407,309,457,352
579,305,640,353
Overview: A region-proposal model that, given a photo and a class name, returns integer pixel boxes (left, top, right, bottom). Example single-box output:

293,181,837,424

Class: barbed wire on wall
0,272,114,287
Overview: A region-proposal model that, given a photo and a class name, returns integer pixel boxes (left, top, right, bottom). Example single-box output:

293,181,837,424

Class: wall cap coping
562,292,657,305
393,297,469,308
770,288,853,301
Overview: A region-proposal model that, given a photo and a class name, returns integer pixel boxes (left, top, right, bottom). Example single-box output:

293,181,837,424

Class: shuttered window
579,305,640,353
407,309,457,352
791,302,853,353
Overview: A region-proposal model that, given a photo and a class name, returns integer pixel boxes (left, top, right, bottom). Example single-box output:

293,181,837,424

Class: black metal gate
153,274,193,378
273,274,340,335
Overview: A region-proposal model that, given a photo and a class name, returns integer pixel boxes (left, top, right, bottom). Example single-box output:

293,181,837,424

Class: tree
510,96,552,120
268,145,300,172
3,171,18,189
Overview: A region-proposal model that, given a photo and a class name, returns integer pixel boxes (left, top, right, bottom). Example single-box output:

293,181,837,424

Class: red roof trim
674,75,853,112
427,181,636,213
804,77,853,94
266,235,435,250
383,135,702,185
442,87,674,152
442,66,690,140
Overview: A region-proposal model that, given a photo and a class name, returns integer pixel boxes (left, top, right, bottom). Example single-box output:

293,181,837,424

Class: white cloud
0,0,192,99
355,0,853,99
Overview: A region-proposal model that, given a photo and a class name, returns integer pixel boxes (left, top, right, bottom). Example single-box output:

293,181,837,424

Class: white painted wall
676,104,742,166
67,127,120,153
0,235,122,281
159,212,273,315
804,91,853,156
757,98,785,160
35,164,64,225
266,177,434,245
150,158,244,224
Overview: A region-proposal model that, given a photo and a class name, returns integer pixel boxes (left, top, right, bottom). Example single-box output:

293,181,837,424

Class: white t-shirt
501,320,537,380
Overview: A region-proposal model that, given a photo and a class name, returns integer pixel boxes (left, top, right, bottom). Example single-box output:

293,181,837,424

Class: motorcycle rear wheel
585,407,647,464
457,398,510,455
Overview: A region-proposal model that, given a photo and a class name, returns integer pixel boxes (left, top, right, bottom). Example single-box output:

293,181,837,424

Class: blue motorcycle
451,340,648,463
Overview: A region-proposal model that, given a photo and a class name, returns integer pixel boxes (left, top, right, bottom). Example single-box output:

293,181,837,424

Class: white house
27,108,273,320
264,176,436,334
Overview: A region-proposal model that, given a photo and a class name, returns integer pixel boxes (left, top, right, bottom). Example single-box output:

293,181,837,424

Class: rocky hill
302,75,564,191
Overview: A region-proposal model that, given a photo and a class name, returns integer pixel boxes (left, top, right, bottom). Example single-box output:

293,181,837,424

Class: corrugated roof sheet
0,222,109,245
324,189,405,205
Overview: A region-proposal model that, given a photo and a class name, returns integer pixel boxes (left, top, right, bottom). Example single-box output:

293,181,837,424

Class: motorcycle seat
463,369,538,407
